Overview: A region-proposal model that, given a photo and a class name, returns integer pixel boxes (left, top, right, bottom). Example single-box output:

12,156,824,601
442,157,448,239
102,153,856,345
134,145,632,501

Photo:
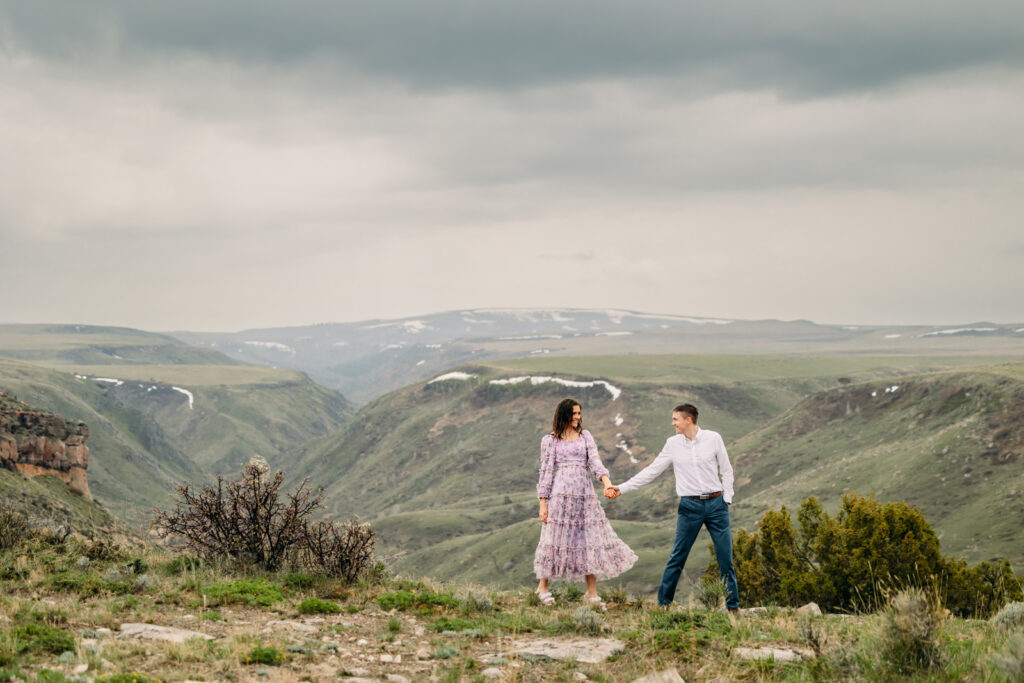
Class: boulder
118,623,214,643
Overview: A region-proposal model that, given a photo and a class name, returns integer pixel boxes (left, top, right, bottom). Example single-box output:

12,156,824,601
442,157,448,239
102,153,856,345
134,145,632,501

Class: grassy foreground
0,539,1022,682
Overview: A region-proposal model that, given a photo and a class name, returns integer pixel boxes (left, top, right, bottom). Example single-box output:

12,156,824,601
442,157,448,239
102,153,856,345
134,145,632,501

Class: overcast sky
2,1,1022,331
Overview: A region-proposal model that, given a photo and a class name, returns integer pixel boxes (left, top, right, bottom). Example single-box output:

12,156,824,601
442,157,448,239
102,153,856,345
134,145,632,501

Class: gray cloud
4,1,1024,94
0,1,1022,330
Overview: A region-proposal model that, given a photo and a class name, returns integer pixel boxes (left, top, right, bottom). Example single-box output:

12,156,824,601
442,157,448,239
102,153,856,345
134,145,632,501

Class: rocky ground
0,538,1022,682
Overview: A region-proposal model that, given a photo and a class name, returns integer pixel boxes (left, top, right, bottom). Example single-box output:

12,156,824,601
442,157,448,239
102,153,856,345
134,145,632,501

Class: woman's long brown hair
551,398,582,439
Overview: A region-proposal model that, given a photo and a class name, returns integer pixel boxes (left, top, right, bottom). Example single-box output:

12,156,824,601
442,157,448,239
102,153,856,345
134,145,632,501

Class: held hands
604,486,621,499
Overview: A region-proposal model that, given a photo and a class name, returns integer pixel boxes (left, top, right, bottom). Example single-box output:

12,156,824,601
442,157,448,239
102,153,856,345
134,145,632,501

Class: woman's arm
537,435,556,521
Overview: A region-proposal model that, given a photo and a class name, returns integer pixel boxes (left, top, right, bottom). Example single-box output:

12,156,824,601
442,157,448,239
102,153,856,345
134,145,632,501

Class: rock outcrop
0,390,91,498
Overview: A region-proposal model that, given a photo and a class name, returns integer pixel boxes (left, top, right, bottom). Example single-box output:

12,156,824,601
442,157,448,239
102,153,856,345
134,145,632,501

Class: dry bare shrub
298,519,376,583
152,463,322,571
0,504,30,549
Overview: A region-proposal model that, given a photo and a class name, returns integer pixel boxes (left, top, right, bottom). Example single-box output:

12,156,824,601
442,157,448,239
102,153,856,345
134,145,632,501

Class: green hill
0,357,352,526
296,354,1023,592
728,362,1024,569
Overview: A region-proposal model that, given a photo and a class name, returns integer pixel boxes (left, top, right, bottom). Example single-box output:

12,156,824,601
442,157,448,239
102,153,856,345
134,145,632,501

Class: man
606,403,739,611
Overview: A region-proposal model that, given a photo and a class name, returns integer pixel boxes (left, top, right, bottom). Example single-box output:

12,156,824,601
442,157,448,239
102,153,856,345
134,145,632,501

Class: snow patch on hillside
498,335,563,341
172,386,194,409
918,327,997,338
363,320,430,334
94,377,124,386
885,334,902,339
489,376,621,400
428,372,476,383
596,331,632,337
244,341,295,354
614,413,624,426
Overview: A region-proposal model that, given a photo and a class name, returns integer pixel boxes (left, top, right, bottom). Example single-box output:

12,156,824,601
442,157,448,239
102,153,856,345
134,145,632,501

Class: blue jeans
657,495,739,608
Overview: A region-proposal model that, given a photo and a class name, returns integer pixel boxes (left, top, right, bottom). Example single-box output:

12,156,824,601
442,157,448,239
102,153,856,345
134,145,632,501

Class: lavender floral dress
534,429,638,581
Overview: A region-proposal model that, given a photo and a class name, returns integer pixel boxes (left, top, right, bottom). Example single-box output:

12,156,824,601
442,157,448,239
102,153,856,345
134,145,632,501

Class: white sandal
587,596,607,611
537,591,555,606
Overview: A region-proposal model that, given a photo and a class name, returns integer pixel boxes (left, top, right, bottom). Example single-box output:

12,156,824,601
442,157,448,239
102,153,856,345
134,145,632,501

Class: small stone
481,668,503,679
349,668,370,676
573,673,589,681
416,648,431,660
381,653,394,663
384,675,410,683
631,669,684,683
73,664,88,674
255,668,271,677
394,654,402,663
797,602,822,617
414,625,426,636
95,627,113,636
731,646,807,662
356,638,369,646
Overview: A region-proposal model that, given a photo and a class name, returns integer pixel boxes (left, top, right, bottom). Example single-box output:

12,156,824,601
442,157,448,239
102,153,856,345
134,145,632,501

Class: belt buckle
698,493,711,500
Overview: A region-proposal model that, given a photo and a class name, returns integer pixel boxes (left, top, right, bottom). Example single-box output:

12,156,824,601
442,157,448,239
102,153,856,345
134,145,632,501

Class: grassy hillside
728,362,1024,569
297,354,1023,592
0,358,352,526
0,324,229,365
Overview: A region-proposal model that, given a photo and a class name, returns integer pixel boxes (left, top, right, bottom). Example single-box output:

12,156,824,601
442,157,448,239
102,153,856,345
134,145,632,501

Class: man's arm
716,433,734,504
617,441,674,494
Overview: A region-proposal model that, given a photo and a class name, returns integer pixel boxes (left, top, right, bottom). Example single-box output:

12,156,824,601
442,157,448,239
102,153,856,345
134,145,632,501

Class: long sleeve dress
533,429,638,581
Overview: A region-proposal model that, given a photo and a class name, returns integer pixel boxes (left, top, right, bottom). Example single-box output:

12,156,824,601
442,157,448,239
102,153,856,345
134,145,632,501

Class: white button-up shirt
617,427,734,503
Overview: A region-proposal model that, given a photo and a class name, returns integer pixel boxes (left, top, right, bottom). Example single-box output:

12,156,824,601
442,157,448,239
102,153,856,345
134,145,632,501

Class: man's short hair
673,403,699,423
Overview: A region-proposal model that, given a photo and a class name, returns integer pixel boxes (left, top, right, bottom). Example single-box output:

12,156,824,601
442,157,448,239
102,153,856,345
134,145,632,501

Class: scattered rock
356,638,369,646
348,669,370,676
573,672,589,681
481,668,504,679
384,675,410,683
741,607,769,615
72,664,88,675
118,623,214,643
416,648,431,660
95,627,113,636
631,669,684,683
731,647,812,662
265,619,318,634
797,602,822,617
381,654,394,663
503,637,624,664
414,625,426,636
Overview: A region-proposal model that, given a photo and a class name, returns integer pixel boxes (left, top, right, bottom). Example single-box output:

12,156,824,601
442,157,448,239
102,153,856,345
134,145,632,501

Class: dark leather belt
684,491,722,500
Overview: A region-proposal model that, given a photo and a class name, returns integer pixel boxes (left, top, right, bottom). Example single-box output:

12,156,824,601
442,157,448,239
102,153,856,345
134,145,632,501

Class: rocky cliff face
0,390,90,498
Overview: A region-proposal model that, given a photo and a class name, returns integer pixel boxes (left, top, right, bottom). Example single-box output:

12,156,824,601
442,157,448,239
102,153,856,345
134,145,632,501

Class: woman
534,398,638,609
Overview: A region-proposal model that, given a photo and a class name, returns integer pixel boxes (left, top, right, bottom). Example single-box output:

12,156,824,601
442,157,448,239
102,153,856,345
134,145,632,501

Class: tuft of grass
376,588,459,613
297,598,341,615
242,644,286,665
881,588,944,674
199,610,224,621
991,601,1024,631
387,618,401,633
696,575,727,610
283,572,320,590
990,632,1024,681
4,622,76,655
552,584,584,604
571,606,603,635
95,674,162,683
205,578,283,607
434,617,474,633
432,645,460,659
